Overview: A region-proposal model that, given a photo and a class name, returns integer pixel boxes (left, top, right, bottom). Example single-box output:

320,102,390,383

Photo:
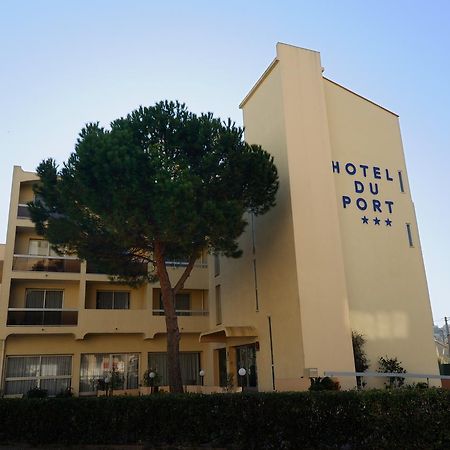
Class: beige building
0,43,439,396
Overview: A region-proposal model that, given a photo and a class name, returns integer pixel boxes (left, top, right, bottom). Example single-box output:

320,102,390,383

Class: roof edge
323,77,399,117
239,58,279,109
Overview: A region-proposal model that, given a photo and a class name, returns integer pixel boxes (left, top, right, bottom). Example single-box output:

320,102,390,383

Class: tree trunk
154,243,184,393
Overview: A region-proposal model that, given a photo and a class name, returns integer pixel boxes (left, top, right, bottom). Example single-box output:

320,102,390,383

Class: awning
199,326,258,343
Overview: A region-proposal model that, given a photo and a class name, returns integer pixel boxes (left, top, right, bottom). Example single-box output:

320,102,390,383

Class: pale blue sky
1,1,449,322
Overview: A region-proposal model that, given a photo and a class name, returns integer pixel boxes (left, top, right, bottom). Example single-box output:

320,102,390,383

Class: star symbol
373,217,381,225
361,216,369,224
385,218,392,226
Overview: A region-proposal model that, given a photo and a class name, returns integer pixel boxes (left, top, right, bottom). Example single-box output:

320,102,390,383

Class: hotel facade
0,44,439,395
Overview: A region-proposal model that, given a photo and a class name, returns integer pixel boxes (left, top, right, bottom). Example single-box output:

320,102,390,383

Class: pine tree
29,101,279,393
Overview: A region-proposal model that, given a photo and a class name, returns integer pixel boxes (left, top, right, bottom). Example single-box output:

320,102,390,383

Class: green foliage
407,382,429,390
0,391,449,448
142,369,161,387
352,331,370,388
225,373,235,392
378,355,407,388
26,387,48,398
309,377,340,391
28,101,279,285
55,387,73,398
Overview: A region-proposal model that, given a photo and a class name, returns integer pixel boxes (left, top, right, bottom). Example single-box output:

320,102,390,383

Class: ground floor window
4,355,72,396
148,352,201,385
79,353,139,393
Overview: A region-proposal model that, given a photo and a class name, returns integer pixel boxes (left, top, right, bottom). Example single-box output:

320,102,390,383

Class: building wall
236,44,357,389
324,79,439,382
0,167,213,393
222,42,438,389
208,60,312,391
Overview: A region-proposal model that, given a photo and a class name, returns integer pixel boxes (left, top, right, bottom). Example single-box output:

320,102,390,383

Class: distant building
436,339,449,364
0,43,440,396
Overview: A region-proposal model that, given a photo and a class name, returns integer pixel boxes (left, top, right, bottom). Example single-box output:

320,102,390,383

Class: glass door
236,344,258,391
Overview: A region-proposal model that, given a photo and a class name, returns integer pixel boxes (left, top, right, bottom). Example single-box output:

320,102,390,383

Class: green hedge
0,390,449,449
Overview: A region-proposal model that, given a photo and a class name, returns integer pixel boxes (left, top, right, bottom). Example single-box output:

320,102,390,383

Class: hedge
0,390,449,449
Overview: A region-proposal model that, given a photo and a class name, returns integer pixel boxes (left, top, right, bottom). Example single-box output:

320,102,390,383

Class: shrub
26,387,47,398
378,355,407,388
142,369,161,387
309,377,340,391
0,390,449,448
55,387,74,398
352,331,370,388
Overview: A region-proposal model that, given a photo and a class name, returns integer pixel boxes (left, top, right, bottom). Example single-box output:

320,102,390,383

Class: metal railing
86,261,148,275
152,309,209,317
12,255,81,273
7,308,78,326
324,371,450,381
86,259,207,274
165,260,208,268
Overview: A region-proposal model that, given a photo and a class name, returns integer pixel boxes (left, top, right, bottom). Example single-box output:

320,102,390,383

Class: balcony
165,259,208,269
77,309,209,338
17,204,31,219
86,260,148,275
12,255,81,273
7,308,78,326
152,309,209,317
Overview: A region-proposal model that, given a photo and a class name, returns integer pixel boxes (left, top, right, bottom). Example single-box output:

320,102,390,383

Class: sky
0,1,449,323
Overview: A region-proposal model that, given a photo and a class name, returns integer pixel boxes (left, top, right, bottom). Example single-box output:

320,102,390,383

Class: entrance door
236,344,258,390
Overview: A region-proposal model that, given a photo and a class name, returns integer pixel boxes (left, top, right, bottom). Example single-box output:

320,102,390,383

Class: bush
0,390,449,448
378,355,407,388
25,387,47,398
55,387,74,398
352,331,370,388
142,369,162,387
309,376,340,391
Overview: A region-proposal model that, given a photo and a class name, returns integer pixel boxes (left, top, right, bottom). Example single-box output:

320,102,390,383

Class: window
148,352,200,385
156,293,191,315
214,254,220,277
79,353,139,393
25,289,63,309
96,291,130,309
215,285,222,325
398,171,405,193
406,223,414,247
28,239,58,257
22,290,64,325
4,355,72,396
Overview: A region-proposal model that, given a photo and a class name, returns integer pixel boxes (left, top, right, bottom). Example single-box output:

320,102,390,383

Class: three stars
361,216,393,226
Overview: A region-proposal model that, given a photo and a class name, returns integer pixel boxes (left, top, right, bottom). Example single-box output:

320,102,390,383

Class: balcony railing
165,259,208,268
7,308,78,326
17,204,31,219
152,309,209,317
12,255,81,273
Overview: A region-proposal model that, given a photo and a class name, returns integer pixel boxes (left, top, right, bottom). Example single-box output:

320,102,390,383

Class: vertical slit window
398,171,405,193
253,259,259,311
214,254,220,277
406,223,414,247
215,285,222,325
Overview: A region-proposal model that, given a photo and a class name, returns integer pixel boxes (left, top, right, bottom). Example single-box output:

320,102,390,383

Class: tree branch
173,252,198,294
